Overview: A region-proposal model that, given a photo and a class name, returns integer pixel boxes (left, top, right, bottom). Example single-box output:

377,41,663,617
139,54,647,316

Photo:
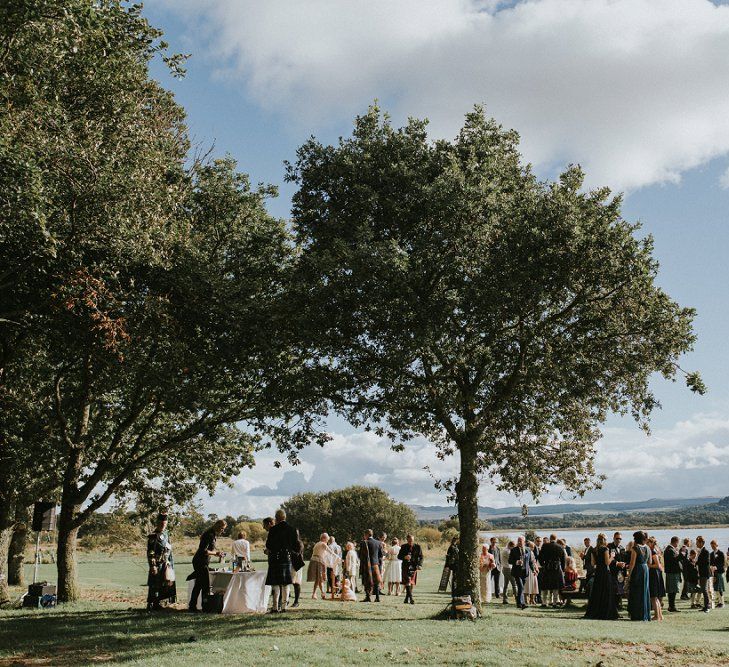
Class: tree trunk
455,437,481,610
8,505,30,586
0,500,13,605
56,503,80,603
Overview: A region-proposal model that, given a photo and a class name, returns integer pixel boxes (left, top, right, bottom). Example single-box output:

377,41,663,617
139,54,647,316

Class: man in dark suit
537,533,566,607
696,536,711,612
679,538,692,599
710,539,725,608
664,536,682,612
508,536,530,609
187,519,226,612
488,536,502,598
607,532,627,607
581,537,595,580
532,537,543,604
358,529,384,602
445,536,459,593
265,509,299,612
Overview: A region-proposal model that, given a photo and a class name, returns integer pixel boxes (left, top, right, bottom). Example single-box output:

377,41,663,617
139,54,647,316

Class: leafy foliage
0,0,327,601
287,104,702,603
282,485,417,549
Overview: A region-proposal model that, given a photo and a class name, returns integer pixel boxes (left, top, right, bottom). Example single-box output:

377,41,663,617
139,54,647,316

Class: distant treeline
482,496,729,530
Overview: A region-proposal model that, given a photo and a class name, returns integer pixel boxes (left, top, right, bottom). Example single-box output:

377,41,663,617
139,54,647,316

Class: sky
142,0,729,518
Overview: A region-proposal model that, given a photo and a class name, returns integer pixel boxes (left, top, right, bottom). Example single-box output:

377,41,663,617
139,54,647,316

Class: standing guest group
148,509,424,613
478,530,726,621
146,514,726,620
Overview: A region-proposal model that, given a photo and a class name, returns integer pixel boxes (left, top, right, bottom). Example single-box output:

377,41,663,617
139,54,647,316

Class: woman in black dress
647,536,665,621
584,533,619,620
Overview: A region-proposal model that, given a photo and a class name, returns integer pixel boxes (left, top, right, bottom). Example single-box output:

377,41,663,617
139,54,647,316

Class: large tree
1,1,326,602
287,106,703,609
45,155,327,602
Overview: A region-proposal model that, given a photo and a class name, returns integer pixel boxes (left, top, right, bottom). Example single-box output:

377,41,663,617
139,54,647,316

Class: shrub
283,486,417,549
416,527,442,547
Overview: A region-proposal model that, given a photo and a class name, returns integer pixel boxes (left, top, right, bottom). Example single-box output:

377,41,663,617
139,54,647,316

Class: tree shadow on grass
0,605,427,665
0,609,281,665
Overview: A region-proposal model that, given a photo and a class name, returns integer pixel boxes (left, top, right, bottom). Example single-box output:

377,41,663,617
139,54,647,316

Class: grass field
1,551,728,666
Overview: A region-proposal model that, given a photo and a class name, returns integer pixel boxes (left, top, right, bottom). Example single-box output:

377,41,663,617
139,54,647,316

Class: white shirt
232,538,250,560
312,541,338,568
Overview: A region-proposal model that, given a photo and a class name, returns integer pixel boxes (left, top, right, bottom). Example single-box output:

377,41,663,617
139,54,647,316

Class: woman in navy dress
627,530,651,621
647,536,665,621
584,533,619,620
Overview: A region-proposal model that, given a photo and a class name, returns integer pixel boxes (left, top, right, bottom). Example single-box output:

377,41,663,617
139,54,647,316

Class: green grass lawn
2,552,728,666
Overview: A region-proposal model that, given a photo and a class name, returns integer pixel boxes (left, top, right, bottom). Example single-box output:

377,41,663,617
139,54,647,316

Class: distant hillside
412,497,722,522
486,496,729,531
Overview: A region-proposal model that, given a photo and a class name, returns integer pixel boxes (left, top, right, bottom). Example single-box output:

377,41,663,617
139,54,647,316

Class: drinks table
187,570,270,614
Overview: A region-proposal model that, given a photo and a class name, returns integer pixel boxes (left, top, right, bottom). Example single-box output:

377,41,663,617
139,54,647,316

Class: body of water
480,526,729,548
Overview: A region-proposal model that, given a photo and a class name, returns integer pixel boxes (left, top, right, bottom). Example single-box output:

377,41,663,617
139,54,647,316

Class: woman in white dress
384,538,402,595
344,541,359,593
344,542,359,593
524,541,539,605
479,544,494,603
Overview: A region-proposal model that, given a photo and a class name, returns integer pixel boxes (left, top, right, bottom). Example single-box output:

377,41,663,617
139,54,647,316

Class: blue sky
143,0,729,516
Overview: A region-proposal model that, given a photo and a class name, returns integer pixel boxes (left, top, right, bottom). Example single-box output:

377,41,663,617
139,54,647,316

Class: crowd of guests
145,511,726,621
306,528,423,606
582,531,726,621
148,510,425,613
462,531,726,621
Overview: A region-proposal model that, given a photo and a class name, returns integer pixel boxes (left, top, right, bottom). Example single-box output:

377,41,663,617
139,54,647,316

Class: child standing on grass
647,537,665,622
561,556,578,603
686,550,702,608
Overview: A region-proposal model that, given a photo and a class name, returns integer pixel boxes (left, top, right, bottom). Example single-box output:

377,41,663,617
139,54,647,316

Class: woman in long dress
523,542,539,605
307,533,337,599
479,545,494,603
647,536,665,621
584,533,619,620
384,538,402,595
627,530,651,621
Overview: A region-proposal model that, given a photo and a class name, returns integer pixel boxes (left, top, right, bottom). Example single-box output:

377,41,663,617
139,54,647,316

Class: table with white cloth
187,570,271,614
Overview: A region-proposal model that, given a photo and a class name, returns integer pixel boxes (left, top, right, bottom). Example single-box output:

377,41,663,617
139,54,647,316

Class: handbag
164,565,176,583
291,551,305,572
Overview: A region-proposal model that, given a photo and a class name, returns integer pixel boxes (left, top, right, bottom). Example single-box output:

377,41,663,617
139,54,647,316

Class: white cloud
720,166,729,189
591,413,729,499
199,412,729,517
167,0,729,191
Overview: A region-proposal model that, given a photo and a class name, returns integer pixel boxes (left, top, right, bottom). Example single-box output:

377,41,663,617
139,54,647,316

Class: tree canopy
287,105,703,606
0,0,326,602
282,485,417,549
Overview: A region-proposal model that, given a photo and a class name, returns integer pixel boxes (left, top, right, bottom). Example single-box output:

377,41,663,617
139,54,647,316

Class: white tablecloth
187,571,270,614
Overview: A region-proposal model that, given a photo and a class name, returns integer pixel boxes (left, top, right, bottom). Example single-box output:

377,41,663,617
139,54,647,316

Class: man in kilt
398,534,423,604
359,529,384,602
146,512,176,610
664,536,683,612
265,509,299,612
